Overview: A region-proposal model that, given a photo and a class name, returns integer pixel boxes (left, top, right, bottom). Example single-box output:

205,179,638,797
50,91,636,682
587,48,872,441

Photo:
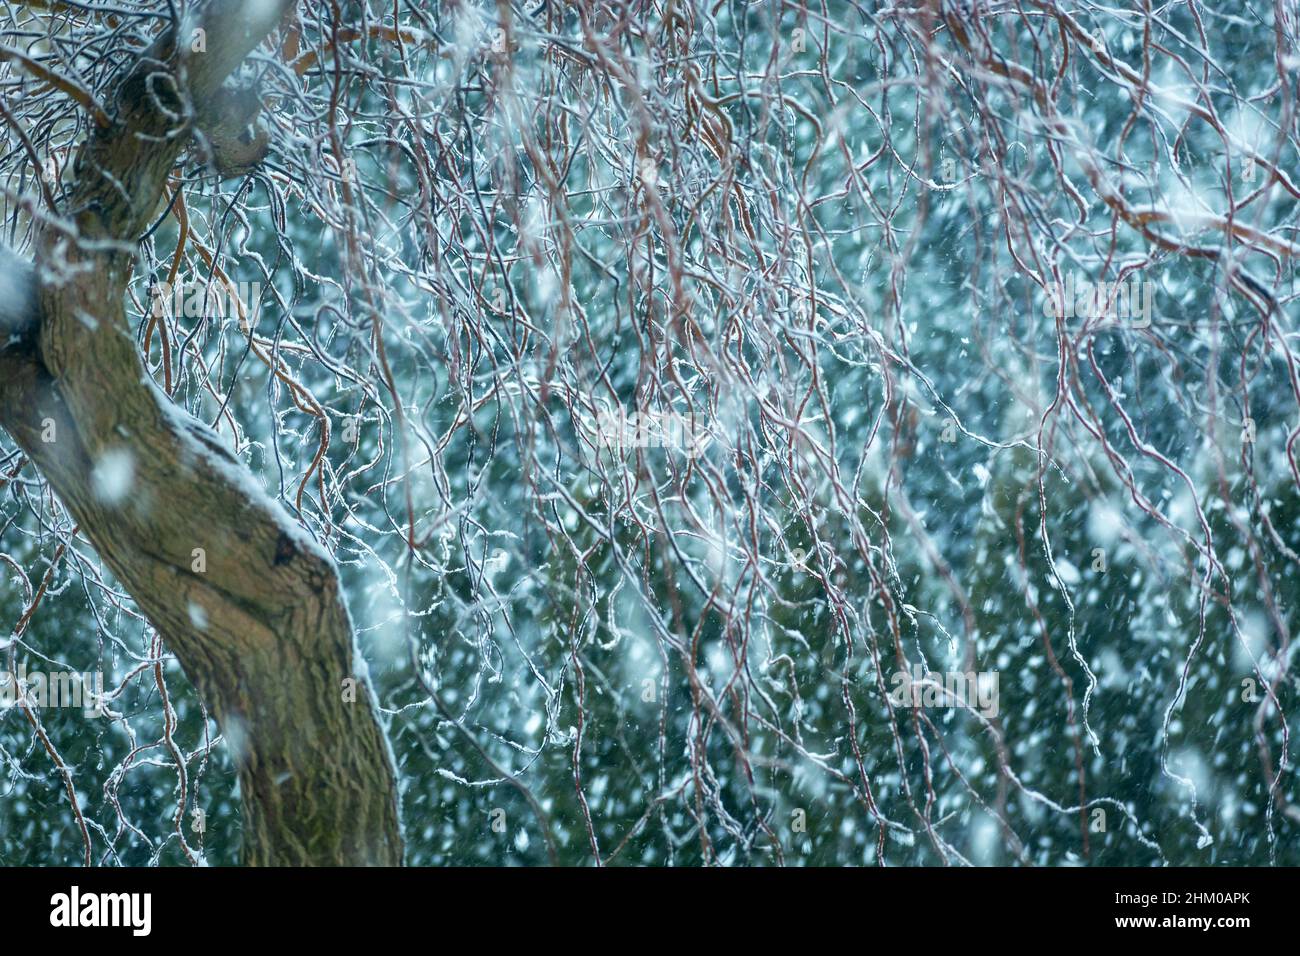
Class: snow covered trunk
0,0,402,865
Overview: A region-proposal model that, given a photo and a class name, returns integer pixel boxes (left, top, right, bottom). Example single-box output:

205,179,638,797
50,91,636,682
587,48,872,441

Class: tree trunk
0,0,402,866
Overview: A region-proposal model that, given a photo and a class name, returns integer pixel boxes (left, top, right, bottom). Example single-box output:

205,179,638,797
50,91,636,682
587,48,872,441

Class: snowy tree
0,0,1296,866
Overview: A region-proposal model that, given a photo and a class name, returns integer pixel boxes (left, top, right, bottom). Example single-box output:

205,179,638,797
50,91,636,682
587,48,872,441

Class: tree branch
0,0,403,865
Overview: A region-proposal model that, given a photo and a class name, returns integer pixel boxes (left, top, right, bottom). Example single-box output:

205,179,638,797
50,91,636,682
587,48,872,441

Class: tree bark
0,1,403,865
